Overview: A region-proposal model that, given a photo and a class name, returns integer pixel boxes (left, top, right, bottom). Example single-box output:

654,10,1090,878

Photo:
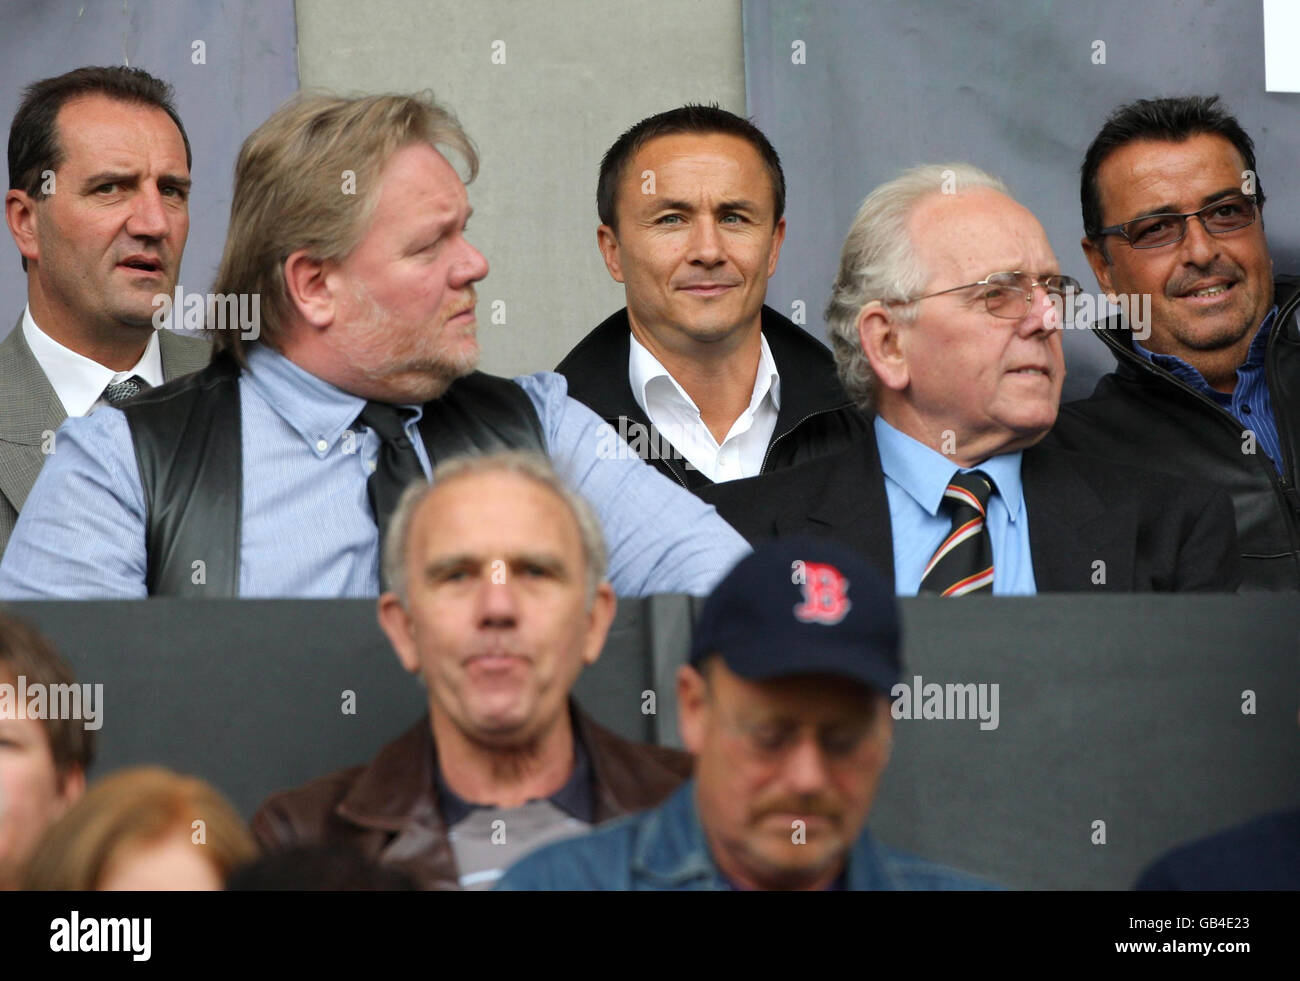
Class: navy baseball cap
690,537,902,694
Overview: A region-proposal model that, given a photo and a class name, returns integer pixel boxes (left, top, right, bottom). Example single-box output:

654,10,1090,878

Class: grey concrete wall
296,0,746,378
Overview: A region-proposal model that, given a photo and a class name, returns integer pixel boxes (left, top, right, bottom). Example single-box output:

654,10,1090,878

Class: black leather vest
123,352,547,596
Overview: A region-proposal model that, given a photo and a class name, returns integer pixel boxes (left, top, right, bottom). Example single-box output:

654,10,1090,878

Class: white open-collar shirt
23,304,164,417
627,331,780,483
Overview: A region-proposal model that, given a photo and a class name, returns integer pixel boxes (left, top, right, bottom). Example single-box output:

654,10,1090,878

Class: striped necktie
919,469,995,596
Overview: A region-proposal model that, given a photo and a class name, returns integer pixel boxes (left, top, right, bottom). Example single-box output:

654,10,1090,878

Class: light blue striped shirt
0,344,749,598
874,416,1036,596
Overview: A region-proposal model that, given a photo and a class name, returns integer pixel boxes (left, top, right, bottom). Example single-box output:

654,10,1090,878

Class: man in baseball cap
498,538,995,890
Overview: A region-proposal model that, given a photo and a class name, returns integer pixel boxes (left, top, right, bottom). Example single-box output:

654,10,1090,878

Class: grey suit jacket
0,316,211,554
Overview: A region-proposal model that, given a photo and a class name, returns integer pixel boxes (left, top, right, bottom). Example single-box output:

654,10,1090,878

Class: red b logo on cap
793,562,851,625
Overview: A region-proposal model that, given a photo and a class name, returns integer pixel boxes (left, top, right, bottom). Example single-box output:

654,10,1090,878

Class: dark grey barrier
4,596,1295,890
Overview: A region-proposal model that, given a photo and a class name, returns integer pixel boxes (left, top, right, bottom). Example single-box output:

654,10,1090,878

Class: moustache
446,290,478,319
752,799,841,823
1166,262,1241,298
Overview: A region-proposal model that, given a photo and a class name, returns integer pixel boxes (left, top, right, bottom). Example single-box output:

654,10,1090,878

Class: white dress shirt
628,332,781,483
23,305,164,417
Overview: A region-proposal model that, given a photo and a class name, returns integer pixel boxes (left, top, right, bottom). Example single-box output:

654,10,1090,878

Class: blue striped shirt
0,344,749,599
1132,308,1280,474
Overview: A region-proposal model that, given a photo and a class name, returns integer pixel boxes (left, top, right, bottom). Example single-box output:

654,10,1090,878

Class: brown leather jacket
250,706,692,889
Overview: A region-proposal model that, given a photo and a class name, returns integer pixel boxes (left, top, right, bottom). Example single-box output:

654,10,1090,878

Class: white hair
824,163,1011,413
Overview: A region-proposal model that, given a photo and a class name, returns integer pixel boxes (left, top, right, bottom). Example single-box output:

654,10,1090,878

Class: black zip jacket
1047,275,1300,590
555,305,869,492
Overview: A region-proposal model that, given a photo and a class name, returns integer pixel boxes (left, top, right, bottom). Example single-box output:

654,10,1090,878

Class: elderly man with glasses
1048,95,1300,591
702,162,1241,593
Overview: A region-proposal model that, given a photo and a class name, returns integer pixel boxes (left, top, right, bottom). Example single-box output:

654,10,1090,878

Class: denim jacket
497,780,999,891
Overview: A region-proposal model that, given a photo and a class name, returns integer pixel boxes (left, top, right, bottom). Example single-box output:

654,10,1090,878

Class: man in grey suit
1,66,209,553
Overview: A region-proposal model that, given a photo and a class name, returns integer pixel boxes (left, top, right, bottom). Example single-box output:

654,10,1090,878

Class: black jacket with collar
701,433,1241,592
1046,275,1300,591
555,305,869,492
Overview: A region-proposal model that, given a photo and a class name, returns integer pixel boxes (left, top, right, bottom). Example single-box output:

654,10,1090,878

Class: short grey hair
382,451,608,605
824,163,1010,414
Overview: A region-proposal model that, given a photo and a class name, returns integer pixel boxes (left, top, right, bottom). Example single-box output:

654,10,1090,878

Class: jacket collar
1021,443,1121,588
0,315,67,444
629,780,900,889
781,436,897,586
333,703,684,884
558,305,854,433
0,318,67,516
1090,274,1300,382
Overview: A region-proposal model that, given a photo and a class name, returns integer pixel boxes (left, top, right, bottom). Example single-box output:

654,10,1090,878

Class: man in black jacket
1047,95,1300,590
557,105,867,493
704,163,1240,593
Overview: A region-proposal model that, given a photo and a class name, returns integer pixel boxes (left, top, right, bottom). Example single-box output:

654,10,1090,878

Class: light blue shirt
0,345,749,599
874,416,1036,596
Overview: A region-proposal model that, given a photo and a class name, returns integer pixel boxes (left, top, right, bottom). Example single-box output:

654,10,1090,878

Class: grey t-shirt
436,731,596,890
448,800,592,890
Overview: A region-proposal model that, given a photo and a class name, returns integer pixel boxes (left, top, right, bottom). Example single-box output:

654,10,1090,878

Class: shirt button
316,439,328,452
1242,405,1252,414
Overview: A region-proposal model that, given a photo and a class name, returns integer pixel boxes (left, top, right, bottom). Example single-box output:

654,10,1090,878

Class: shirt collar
874,415,1024,521
243,344,424,458
1132,306,1277,380
432,724,594,827
23,304,165,418
627,331,782,421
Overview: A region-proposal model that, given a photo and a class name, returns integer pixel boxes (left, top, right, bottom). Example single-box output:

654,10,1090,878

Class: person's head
596,105,787,355
678,538,901,891
211,91,488,403
1080,96,1274,367
21,766,254,890
5,66,191,346
826,163,1066,466
377,452,616,752
0,615,93,889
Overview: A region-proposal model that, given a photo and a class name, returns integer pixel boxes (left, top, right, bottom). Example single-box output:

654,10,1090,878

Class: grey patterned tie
100,375,151,407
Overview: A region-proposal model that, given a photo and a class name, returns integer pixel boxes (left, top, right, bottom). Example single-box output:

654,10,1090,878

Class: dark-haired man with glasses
1050,96,1300,590
703,163,1240,592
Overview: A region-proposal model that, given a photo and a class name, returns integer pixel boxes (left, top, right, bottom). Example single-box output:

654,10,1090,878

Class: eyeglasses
888,271,1082,320
712,702,879,763
1097,193,1259,250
